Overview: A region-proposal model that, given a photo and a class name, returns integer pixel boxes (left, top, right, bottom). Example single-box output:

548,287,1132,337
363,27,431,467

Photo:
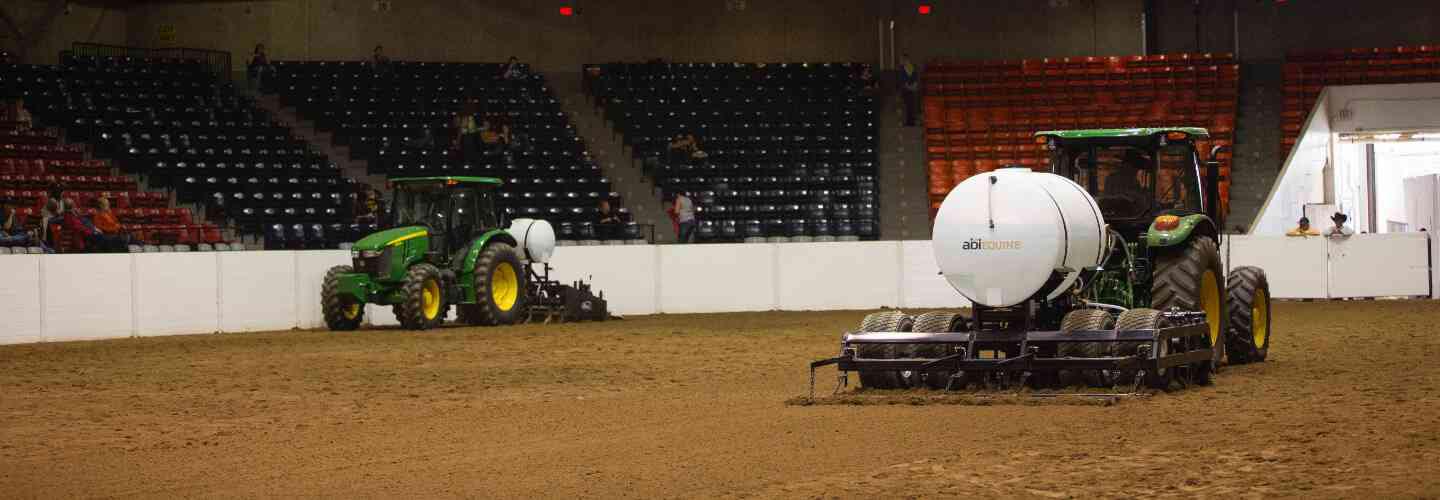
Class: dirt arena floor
2,300,1439,498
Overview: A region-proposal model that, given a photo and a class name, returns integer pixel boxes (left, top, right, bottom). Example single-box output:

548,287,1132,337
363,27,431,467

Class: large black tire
1058,309,1114,358
911,311,963,389
855,311,913,390
1152,235,1226,377
471,243,527,326
1115,308,1173,390
398,263,445,330
1226,266,1272,364
321,265,364,331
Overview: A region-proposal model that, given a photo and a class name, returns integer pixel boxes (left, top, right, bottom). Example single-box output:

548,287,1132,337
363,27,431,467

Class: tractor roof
390,176,503,185
1033,127,1210,139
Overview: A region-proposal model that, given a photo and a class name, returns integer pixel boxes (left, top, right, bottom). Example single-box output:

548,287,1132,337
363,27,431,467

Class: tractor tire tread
1226,265,1271,364
321,265,363,331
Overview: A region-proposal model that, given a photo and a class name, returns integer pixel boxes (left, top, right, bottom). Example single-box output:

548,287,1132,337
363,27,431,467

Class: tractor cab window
1059,143,1202,219
449,187,498,245
390,182,450,230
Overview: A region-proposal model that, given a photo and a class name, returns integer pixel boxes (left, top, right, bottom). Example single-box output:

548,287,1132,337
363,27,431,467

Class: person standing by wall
1286,216,1320,237
674,191,696,243
1326,212,1354,238
899,54,919,127
247,44,272,93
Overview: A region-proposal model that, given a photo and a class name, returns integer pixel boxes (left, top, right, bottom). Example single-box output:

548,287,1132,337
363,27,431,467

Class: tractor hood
352,226,428,252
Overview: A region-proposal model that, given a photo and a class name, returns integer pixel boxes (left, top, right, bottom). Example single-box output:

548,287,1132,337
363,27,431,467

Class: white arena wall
0,234,1430,345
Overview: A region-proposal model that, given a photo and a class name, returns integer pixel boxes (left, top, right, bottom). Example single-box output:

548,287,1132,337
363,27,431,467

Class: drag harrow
808,309,1210,401
523,262,610,323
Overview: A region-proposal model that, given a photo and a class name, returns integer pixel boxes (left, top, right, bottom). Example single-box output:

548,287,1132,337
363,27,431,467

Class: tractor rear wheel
1115,308,1174,390
398,263,445,330
855,311,914,390
321,265,364,331
911,311,964,389
1152,235,1226,378
1059,309,1114,387
1226,266,1272,364
472,243,527,326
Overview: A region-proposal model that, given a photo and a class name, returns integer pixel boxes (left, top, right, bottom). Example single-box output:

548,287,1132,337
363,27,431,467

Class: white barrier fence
0,234,1429,345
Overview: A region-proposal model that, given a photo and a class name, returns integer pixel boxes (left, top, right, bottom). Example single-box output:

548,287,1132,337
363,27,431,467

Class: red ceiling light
559,5,574,16
917,4,932,15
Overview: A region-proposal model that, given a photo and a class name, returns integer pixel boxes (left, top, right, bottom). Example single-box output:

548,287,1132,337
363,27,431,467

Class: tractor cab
1037,128,1223,237
385,176,502,263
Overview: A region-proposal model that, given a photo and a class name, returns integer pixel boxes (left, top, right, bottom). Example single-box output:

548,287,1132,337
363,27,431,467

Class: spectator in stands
92,198,130,250
673,191,697,243
900,54,919,127
597,198,624,239
40,197,63,245
371,45,391,73
5,98,33,132
502,57,527,80
0,198,31,246
247,44,272,92
59,198,95,252
860,65,878,94
1326,212,1355,238
454,101,481,158
479,118,505,152
1286,216,1320,237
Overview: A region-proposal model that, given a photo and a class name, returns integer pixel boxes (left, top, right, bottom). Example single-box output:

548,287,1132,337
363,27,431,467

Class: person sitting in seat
0,197,32,246
4,98,33,132
1287,216,1320,237
92,197,130,251
1102,150,1150,211
501,56,527,80
596,198,624,239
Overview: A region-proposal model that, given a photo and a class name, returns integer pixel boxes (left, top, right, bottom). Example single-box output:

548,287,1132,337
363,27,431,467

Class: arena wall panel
217,251,298,333
898,240,970,310
43,254,134,342
1225,235,1329,299
547,245,659,316
659,244,777,313
0,254,43,344
134,253,219,337
1327,233,1431,298
776,241,900,311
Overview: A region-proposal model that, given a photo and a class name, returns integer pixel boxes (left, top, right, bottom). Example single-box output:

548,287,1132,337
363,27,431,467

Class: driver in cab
1103,150,1150,208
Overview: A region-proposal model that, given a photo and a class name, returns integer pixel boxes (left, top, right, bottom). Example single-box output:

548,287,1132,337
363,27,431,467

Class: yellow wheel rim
492,262,518,311
1201,271,1221,347
343,303,360,320
422,279,441,320
1253,288,1268,348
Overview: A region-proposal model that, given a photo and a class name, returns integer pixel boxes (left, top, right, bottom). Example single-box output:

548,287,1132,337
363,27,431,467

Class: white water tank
507,218,556,263
932,168,1107,307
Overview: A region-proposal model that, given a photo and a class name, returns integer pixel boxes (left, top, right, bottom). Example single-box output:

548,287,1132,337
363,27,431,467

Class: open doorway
1333,131,1440,234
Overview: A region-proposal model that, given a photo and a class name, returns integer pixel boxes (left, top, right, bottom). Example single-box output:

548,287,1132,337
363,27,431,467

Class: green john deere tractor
321,176,530,330
811,128,1273,395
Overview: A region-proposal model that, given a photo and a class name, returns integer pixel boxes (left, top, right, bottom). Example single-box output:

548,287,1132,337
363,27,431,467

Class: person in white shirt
1326,212,1354,238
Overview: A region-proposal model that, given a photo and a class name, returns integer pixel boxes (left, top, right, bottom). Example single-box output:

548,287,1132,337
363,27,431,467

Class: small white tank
507,218,556,263
932,168,1106,307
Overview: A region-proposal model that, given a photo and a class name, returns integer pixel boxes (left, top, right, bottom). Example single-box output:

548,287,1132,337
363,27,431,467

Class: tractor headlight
358,249,384,259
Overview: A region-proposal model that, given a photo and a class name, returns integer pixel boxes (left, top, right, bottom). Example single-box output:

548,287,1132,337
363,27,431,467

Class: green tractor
321,176,538,330
811,128,1273,394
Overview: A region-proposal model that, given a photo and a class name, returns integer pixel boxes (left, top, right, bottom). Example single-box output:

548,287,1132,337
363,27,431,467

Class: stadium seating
266,61,639,241
585,62,881,241
1,55,348,248
922,53,1239,218
1281,45,1440,155
0,56,250,251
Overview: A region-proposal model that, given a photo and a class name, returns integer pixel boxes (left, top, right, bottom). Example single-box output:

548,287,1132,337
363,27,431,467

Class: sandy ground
2,300,1439,499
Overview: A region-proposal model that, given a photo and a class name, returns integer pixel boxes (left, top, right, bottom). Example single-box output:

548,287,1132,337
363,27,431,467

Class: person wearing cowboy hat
1286,216,1320,237
1326,212,1354,238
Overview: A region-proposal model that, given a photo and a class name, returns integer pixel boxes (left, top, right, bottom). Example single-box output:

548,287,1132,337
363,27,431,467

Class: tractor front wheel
321,265,364,331
472,243,527,326
398,263,445,330
1226,266,1273,364
1152,235,1226,378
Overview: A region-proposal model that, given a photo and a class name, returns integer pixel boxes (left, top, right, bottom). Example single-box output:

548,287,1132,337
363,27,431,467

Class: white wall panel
546,245,658,316
134,253,218,337
1226,235,1329,299
777,242,899,310
899,240,970,310
218,251,298,333
1328,233,1430,298
0,255,43,345
297,251,352,329
43,254,133,342
659,244,776,313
